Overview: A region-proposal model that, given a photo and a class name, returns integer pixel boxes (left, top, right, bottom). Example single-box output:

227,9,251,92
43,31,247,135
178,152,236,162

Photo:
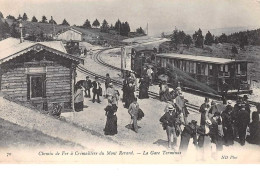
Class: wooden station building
0,38,84,111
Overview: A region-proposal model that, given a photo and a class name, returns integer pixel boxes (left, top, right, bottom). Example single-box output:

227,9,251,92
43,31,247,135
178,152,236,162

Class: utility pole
51,16,55,39
146,23,148,36
19,20,23,43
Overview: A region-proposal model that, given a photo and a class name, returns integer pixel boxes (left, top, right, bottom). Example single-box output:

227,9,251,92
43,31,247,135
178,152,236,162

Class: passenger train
131,47,252,96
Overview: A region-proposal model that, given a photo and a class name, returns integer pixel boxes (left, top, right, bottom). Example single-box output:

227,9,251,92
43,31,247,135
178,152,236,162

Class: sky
1,0,260,36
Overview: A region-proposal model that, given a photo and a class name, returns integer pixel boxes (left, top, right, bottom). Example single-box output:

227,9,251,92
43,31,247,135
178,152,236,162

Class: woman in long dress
139,76,149,99
124,82,136,108
221,105,234,146
104,99,118,136
74,83,84,112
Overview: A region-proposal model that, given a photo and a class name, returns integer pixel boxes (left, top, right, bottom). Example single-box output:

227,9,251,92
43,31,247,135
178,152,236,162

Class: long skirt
179,133,191,154
104,115,118,135
139,85,149,99
223,127,234,146
74,101,83,112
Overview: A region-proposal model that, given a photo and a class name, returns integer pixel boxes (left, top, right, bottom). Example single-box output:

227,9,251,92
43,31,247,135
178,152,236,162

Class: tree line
1,11,146,37
164,27,260,50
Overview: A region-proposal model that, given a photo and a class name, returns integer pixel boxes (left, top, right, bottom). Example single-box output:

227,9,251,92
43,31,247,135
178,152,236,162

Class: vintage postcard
0,0,260,164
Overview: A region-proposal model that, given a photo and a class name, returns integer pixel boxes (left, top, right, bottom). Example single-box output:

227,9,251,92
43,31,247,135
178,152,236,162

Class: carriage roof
156,53,248,65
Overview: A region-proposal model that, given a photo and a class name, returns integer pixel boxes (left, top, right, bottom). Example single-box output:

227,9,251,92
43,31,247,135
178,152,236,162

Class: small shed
0,38,84,111
56,28,82,42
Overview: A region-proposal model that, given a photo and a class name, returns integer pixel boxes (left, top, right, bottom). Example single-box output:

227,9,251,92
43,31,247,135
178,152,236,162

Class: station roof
0,37,83,65
156,53,248,64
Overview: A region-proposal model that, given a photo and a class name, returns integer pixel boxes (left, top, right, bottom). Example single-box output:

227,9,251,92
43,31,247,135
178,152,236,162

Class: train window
205,64,208,76
182,61,186,71
186,62,190,73
220,65,224,72
225,65,228,72
209,64,213,76
237,64,241,74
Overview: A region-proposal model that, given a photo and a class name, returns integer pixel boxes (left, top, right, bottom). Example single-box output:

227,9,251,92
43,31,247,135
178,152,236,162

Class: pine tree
49,16,57,24
183,35,193,48
239,32,248,49
41,16,48,23
0,11,3,18
61,19,70,26
31,16,38,22
114,19,121,32
6,15,16,20
136,27,145,34
219,33,228,43
17,14,22,20
92,19,100,28
22,13,28,21
0,20,10,38
83,19,91,28
100,19,109,32
204,31,214,46
193,28,204,48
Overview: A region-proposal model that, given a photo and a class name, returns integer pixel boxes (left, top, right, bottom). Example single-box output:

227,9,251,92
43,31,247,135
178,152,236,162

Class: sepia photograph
0,0,260,164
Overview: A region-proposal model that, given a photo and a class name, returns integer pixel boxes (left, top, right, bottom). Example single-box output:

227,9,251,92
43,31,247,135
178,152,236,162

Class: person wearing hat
197,119,213,161
236,104,250,146
209,112,224,155
104,98,118,136
199,97,211,126
83,76,92,98
92,76,102,103
105,73,111,98
242,95,251,114
175,92,189,125
221,105,234,146
246,103,260,145
128,97,140,133
179,120,198,155
124,81,136,109
138,75,149,99
159,105,179,149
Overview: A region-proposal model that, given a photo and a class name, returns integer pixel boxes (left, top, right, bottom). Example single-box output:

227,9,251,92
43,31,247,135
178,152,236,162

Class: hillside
1,19,135,46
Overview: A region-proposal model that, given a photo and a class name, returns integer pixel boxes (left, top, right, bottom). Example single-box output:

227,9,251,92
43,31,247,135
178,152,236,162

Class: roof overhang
0,43,84,65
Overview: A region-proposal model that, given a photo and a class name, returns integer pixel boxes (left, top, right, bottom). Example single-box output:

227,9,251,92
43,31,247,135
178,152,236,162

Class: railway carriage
155,53,252,94
131,47,252,95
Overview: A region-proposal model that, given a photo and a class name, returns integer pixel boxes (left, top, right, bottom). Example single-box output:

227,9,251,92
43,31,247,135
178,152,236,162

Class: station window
28,74,46,99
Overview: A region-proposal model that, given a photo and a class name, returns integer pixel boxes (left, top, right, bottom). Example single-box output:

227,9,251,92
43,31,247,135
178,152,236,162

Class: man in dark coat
246,104,260,145
179,120,198,155
160,105,179,149
222,105,234,146
199,97,210,126
92,76,101,103
236,105,250,146
83,76,92,98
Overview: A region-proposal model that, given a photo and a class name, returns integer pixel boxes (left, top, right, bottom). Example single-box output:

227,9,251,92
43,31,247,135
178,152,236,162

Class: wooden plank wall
1,63,72,110
46,64,72,109
1,67,28,101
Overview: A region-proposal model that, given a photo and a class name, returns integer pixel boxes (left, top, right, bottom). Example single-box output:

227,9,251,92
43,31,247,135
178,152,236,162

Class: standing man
128,97,140,133
236,105,250,146
105,73,111,98
147,66,153,85
83,76,92,98
160,105,179,149
92,76,101,103
199,97,211,126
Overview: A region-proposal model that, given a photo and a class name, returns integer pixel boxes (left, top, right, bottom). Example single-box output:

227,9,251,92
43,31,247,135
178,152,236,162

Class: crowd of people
160,91,260,160
73,70,260,158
